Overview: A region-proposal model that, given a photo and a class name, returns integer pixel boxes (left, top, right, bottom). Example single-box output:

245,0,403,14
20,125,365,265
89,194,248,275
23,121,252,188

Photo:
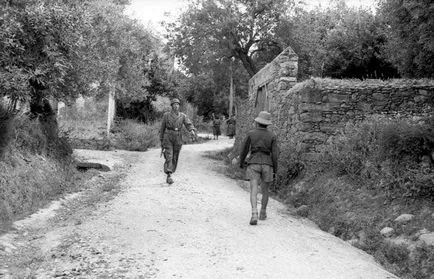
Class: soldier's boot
249,212,258,226
259,209,267,220
166,174,174,184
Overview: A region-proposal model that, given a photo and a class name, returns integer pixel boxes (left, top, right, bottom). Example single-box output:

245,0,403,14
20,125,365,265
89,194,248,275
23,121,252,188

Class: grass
0,113,89,232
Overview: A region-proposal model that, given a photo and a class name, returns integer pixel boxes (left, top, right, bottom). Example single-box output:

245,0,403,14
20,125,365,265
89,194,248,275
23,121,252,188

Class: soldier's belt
166,127,180,131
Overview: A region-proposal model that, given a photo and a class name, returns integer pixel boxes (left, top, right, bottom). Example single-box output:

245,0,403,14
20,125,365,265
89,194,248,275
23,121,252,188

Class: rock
394,214,414,223
416,228,429,238
419,232,434,246
295,205,309,217
347,238,358,246
358,231,367,246
380,227,394,237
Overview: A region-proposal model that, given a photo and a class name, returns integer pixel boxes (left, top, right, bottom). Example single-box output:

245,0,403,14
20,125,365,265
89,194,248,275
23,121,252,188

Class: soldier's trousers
162,131,183,174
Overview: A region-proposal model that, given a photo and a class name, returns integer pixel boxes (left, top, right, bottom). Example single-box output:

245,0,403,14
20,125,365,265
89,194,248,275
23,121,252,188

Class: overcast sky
125,0,378,34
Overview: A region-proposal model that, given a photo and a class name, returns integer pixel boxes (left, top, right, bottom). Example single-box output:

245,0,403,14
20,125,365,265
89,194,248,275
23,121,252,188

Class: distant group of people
159,98,278,226
211,113,236,140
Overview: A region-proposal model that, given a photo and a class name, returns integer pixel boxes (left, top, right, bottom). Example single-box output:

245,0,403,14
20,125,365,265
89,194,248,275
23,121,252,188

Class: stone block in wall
279,63,298,77
414,95,427,103
300,88,323,103
373,93,387,101
320,123,345,134
278,81,290,91
297,131,328,143
356,102,372,112
299,103,333,112
296,122,313,132
327,93,350,103
301,152,322,162
300,111,322,122
419,89,429,96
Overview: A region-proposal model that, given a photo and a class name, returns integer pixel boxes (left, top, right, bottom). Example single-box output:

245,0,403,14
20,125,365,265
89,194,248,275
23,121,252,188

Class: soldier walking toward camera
239,111,278,225
160,98,196,184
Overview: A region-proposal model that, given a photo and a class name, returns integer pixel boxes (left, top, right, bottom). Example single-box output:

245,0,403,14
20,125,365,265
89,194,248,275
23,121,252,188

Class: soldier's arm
239,135,251,168
182,113,195,132
159,114,167,142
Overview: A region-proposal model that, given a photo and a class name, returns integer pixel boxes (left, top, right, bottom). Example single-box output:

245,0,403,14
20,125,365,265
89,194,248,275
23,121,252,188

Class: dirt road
0,136,398,278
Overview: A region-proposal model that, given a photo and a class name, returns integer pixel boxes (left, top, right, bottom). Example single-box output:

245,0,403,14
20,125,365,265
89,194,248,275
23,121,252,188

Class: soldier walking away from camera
239,111,278,225
160,98,196,184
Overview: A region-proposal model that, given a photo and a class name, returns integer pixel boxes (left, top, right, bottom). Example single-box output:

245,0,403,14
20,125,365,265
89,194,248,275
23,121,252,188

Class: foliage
166,0,292,77
277,1,398,79
378,0,434,78
317,115,434,200
111,119,160,151
275,136,305,192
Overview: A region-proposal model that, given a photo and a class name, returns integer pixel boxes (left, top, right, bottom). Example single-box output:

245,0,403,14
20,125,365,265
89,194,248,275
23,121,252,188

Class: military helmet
171,98,180,106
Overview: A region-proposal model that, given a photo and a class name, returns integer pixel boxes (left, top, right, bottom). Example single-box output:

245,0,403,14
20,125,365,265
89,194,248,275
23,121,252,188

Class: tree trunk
229,59,234,117
236,49,257,77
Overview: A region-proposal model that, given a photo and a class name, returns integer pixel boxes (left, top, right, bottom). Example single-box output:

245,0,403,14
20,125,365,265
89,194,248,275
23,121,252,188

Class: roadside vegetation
0,105,85,232
211,115,434,279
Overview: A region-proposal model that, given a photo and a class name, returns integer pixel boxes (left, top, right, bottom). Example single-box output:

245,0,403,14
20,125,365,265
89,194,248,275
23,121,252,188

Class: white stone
394,214,414,223
419,233,434,246
380,227,394,237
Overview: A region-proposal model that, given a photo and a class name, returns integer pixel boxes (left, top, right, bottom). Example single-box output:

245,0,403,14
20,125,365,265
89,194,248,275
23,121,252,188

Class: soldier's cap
255,111,272,126
171,98,180,106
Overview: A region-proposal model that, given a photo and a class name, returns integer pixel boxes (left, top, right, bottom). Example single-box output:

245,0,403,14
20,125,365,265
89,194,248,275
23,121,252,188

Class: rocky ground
0,136,398,278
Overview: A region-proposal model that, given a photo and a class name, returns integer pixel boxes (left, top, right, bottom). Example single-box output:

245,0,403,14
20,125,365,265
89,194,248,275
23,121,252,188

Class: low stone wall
275,78,434,161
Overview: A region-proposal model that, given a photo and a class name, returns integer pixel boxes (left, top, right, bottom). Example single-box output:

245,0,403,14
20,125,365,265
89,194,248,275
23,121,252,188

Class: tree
276,1,398,79
166,0,292,77
378,0,434,77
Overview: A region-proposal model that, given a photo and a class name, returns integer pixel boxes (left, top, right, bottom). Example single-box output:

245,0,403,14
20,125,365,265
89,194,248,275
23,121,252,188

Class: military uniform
159,99,195,182
239,111,278,225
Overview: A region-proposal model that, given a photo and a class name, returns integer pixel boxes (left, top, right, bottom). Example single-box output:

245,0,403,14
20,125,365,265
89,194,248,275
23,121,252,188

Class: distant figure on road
239,111,278,225
160,98,196,184
226,115,236,139
211,113,221,140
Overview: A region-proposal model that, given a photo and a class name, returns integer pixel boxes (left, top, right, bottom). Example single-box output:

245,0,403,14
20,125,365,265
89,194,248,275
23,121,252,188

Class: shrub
317,115,434,200
0,105,14,158
275,135,305,194
112,119,160,151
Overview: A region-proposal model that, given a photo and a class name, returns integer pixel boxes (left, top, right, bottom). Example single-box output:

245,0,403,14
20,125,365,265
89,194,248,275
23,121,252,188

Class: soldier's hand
190,130,197,140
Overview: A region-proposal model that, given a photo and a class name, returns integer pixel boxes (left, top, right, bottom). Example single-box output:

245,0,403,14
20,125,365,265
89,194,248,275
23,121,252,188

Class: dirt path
0,136,398,278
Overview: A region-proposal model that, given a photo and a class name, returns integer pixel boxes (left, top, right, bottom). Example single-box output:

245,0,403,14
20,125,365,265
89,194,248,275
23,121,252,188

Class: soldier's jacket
239,127,278,172
159,111,195,143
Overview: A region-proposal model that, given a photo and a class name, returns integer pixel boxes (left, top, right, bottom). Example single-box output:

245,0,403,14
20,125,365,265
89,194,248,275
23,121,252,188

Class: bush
318,115,434,200
0,105,14,158
111,119,160,151
275,135,305,194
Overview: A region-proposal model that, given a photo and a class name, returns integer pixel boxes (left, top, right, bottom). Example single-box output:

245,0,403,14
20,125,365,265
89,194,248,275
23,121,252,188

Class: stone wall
235,47,434,163
275,78,434,161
